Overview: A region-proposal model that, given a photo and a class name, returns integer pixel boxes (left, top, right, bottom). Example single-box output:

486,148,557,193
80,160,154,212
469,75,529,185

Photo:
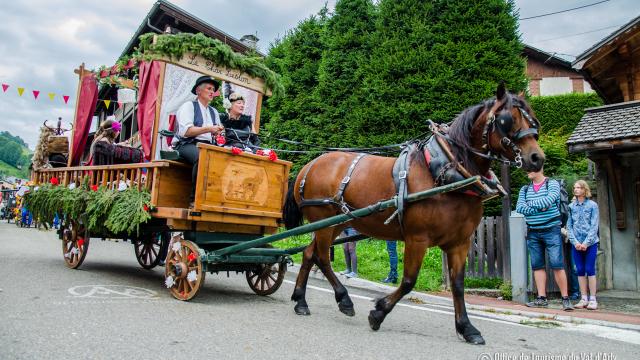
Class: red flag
117,101,122,108
33,90,40,99
1,84,8,92
63,95,70,104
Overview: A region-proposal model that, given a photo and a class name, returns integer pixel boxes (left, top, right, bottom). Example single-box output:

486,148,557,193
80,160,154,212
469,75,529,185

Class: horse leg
369,239,427,331
447,244,485,345
291,236,317,315
312,228,355,317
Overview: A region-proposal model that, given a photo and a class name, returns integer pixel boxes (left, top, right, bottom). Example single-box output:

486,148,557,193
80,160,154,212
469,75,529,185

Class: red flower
268,151,278,161
231,147,242,155
99,70,109,78
215,134,226,146
77,238,84,247
255,149,264,156
124,59,136,69
90,185,98,192
50,177,59,186
143,204,149,212
187,252,197,262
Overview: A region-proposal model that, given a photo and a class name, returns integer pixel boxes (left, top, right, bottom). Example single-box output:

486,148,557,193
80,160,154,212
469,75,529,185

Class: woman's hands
574,243,587,251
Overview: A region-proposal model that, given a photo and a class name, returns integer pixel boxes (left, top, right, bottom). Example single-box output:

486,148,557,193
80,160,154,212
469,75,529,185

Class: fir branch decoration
136,32,284,97
23,185,152,236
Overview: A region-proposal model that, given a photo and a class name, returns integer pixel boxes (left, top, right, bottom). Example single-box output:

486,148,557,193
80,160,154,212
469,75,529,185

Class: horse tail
283,178,303,229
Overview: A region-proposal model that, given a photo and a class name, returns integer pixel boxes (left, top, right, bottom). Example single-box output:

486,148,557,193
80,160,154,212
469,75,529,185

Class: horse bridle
477,100,539,168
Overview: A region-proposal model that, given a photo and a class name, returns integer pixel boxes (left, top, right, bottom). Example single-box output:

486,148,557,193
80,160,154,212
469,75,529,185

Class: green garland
136,32,284,97
23,184,152,236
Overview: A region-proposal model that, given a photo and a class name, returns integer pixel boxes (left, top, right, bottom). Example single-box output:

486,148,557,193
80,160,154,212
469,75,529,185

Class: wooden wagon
30,34,293,300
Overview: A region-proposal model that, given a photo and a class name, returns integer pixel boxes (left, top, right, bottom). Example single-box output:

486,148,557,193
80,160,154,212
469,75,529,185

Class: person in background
566,180,600,310
516,168,573,311
339,227,359,278
381,240,398,284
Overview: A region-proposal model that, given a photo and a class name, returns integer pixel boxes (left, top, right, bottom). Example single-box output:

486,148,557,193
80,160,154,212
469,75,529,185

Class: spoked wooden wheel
246,261,286,296
165,239,205,301
134,232,169,269
61,220,90,269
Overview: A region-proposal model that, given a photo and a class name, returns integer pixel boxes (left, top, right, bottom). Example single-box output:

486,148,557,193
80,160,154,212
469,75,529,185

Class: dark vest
192,100,218,127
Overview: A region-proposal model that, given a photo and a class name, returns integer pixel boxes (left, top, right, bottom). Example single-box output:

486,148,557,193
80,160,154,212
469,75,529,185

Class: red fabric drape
137,61,161,160
70,75,98,166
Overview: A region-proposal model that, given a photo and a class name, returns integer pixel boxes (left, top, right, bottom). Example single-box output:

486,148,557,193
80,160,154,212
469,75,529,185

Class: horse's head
480,83,545,172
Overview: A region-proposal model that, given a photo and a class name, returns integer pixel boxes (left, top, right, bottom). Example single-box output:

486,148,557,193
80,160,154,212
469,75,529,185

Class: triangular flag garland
63,95,70,104
117,101,122,108
48,92,55,101
32,90,40,99
17,87,24,96
103,100,111,109
0,83,139,107
2,84,8,92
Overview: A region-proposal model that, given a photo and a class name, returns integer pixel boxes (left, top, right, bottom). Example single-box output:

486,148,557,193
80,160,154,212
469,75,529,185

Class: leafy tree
263,8,330,171
314,0,376,147
353,0,526,146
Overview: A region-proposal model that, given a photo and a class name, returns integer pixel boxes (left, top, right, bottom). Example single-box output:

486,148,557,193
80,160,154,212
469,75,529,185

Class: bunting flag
63,95,70,104
117,101,122,108
33,90,40,99
17,87,25,96
103,100,111,109
48,92,55,101
2,84,8,92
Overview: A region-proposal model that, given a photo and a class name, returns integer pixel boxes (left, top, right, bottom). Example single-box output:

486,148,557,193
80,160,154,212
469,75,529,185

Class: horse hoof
294,305,311,316
339,303,355,317
463,333,485,345
368,310,384,331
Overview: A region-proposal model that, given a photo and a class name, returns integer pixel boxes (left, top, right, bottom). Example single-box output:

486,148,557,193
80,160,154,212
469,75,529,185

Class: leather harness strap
299,153,368,217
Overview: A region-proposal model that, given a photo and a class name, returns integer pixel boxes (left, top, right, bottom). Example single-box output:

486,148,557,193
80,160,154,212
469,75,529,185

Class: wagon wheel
134,231,169,269
165,239,206,301
61,219,90,269
246,261,287,296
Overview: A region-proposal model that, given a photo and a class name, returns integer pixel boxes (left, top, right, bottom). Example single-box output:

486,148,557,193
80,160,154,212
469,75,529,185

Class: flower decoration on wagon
231,147,243,155
50,177,59,186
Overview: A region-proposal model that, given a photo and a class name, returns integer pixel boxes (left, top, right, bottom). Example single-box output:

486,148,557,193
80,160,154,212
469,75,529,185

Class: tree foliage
263,0,526,173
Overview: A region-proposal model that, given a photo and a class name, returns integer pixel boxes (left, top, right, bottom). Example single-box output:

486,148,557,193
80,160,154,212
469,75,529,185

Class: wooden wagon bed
32,144,291,235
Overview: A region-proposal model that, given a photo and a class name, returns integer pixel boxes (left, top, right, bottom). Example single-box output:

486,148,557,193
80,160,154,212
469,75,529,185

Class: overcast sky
0,0,638,149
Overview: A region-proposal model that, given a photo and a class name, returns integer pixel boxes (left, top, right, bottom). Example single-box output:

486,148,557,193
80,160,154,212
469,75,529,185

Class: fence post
501,163,511,282
509,211,528,304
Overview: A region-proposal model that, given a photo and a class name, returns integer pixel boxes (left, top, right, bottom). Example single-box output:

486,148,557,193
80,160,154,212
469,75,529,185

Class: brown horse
282,84,544,345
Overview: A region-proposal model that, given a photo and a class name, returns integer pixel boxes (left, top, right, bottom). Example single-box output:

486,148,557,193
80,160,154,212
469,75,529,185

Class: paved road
1,222,638,360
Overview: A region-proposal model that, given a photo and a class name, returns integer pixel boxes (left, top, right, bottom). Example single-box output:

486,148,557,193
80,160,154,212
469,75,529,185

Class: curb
289,264,640,332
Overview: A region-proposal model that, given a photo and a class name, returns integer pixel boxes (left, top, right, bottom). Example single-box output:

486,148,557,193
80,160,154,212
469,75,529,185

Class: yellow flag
104,100,111,109
48,92,56,101
17,87,24,96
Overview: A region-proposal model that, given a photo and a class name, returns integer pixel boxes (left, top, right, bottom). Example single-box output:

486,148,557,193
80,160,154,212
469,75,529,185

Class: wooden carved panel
221,163,268,206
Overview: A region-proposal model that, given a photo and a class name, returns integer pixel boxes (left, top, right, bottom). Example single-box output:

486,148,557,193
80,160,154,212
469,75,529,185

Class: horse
282,83,544,345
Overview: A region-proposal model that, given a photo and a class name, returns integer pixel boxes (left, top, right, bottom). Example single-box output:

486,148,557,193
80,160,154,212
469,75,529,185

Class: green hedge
528,93,603,135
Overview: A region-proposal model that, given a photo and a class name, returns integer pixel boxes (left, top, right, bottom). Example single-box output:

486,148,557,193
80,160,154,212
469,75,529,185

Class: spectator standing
381,240,398,283
516,168,573,311
566,180,600,310
339,227,359,278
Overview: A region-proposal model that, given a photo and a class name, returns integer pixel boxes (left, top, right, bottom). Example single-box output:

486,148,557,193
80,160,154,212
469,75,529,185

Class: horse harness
298,153,368,217
477,100,540,169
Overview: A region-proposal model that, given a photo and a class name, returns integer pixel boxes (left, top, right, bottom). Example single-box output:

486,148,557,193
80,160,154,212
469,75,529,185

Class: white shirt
173,100,221,145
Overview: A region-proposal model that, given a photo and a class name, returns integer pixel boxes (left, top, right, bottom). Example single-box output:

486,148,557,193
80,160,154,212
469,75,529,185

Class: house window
540,77,572,96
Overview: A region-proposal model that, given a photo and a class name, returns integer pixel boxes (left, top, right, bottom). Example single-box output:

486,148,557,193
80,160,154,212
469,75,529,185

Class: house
568,14,640,292
523,44,594,96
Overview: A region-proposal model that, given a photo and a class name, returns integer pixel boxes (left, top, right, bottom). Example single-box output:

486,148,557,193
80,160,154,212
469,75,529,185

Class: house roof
120,0,259,59
573,14,640,68
567,101,640,152
523,44,574,70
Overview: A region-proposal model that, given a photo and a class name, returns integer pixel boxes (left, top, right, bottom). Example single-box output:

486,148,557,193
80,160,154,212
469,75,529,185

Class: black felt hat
191,75,221,94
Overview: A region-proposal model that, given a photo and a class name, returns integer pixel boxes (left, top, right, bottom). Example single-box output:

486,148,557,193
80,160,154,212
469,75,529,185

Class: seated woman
220,92,259,150
88,119,121,165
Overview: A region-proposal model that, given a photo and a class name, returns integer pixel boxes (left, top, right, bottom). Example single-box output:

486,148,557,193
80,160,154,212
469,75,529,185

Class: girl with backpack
566,180,599,310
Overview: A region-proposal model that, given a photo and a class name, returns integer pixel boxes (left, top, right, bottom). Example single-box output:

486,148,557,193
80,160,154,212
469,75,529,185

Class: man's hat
191,75,221,94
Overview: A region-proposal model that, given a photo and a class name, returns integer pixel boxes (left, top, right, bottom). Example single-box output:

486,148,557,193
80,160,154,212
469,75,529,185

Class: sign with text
159,53,270,95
